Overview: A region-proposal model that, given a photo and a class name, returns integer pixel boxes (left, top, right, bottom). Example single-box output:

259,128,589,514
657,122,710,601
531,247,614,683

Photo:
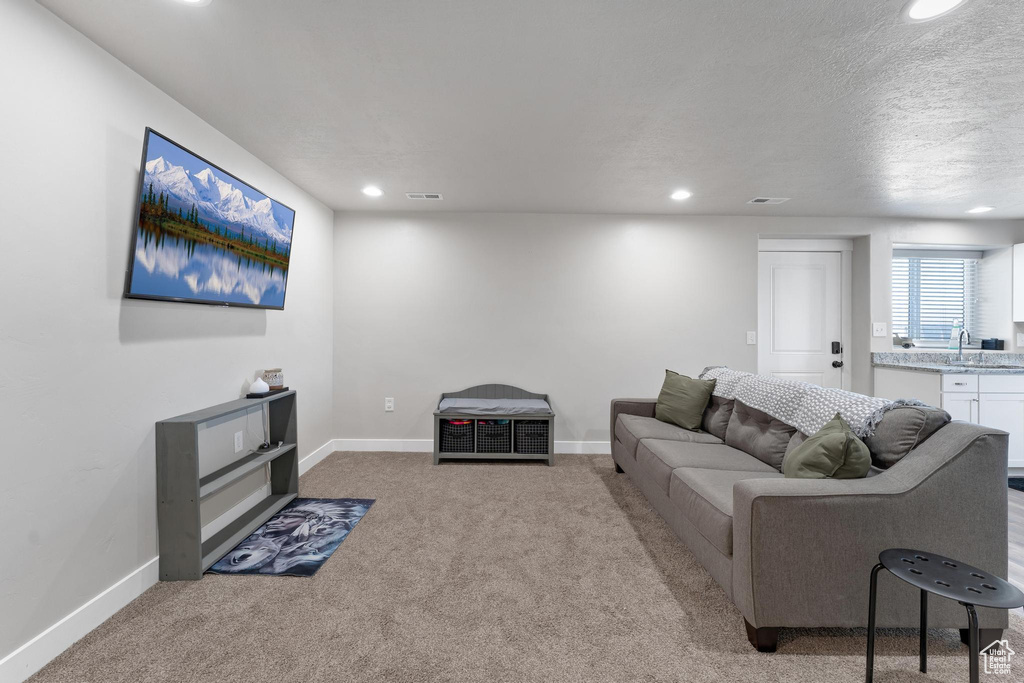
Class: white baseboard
555,441,611,455
0,436,610,682
332,438,610,455
0,557,159,683
1,438,340,682
335,438,432,452
299,438,341,475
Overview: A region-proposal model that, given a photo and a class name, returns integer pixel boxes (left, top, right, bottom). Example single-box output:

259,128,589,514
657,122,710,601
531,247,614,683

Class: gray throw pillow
655,370,716,432
783,413,871,479
864,405,950,468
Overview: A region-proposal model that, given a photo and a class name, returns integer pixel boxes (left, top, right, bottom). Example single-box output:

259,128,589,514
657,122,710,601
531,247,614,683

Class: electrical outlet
1017,332,1024,347
872,322,888,338
384,397,395,412
746,331,757,345
234,431,244,453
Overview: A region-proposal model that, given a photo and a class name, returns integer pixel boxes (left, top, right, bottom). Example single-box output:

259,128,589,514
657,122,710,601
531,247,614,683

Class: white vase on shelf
249,377,270,394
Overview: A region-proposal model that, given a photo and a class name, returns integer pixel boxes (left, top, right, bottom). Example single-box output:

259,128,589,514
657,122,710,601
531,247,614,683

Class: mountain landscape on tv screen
128,132,295,307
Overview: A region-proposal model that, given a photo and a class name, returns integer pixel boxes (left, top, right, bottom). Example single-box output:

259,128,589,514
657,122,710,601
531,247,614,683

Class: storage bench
433,384,554,465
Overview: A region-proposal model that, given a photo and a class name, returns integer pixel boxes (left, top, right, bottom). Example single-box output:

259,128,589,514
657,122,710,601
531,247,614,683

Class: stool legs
865,562,884,683
919,589,927,673
964,603,979,683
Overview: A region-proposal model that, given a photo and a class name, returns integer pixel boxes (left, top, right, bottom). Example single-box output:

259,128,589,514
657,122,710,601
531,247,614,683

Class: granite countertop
872,362,1024,375
872,351,1024,375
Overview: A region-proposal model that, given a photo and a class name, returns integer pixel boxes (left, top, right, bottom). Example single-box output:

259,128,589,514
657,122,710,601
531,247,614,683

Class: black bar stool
866,548,1024,683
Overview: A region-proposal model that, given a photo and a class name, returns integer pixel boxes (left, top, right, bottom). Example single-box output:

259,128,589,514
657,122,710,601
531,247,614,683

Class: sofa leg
744,619,779,652
614,462,624,474
960,628,1002,649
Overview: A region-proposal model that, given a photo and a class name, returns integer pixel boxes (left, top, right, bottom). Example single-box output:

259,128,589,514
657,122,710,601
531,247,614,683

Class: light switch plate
234,431,244,453
746,331,757,345
1017,332,1024,347
872,322,887,338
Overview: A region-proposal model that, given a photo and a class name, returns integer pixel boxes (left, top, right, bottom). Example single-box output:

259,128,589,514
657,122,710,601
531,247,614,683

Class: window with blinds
891,252,979,344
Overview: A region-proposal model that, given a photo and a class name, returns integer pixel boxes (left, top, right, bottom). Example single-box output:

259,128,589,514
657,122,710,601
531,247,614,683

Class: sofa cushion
864,405,951,468
669,468,784,556
782,413,872,479
655,370,717,431
635,439,777,495
702,396,735,440
615,414,722,459
724,400,796,471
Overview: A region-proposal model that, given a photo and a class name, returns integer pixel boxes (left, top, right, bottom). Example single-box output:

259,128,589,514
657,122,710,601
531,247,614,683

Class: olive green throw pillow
782,413,871,479
655,370,716,431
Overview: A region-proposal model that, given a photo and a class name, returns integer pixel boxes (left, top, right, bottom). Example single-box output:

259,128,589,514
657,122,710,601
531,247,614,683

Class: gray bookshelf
155,390,297,581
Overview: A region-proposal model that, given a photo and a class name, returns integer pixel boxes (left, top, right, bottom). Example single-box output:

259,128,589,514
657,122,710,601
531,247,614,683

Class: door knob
832,360,844,368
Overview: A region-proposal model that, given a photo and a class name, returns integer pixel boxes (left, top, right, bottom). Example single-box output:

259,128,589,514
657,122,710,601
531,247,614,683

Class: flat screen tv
124,128,295,309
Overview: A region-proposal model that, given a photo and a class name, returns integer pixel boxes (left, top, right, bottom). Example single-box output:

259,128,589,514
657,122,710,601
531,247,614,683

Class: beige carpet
32,453,1023,682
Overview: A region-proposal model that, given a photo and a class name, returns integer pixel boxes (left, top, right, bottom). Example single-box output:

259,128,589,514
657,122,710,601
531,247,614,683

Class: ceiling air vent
406,192,444,200
747,197,790,205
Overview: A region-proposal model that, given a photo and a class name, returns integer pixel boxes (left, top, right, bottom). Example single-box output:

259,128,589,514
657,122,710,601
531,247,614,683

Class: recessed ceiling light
903,0,968,22
966,206,995,214
670,189,692,201
178,0,213,6
361,185,383,198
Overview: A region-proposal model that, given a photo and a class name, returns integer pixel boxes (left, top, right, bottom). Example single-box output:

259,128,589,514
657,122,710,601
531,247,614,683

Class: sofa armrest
731,424,1008,630
609,398,657,442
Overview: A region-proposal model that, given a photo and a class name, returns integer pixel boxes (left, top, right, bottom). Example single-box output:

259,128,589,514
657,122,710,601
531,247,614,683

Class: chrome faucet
958,328,971,363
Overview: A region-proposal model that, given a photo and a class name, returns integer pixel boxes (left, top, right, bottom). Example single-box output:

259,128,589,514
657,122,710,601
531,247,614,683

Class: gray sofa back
697,369,951,471
723,401,795,471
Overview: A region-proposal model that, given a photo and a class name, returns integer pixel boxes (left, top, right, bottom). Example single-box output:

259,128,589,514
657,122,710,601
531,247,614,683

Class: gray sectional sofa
610,376,1010,652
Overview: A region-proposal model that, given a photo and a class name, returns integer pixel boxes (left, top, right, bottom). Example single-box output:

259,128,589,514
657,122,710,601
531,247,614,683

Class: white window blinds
891,252,979,343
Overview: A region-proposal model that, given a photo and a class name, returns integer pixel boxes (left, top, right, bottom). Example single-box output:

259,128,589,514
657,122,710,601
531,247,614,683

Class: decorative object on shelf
249,377,270,395
207,497,374,577
981,338,1005,350
262,368,284,390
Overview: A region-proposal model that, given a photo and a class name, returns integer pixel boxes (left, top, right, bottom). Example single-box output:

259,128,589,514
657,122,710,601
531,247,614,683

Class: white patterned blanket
699,367,891,438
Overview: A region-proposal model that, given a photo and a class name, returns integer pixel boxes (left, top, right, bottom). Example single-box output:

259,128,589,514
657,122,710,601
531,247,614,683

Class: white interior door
758,251,844,388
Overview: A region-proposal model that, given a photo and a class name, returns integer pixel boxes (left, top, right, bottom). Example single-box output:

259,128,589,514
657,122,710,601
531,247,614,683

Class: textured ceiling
37,0,1024,217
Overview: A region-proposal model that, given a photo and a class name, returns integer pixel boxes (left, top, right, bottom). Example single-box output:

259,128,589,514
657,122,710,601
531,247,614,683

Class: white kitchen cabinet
874,366,1024,468
942,375,978,393
942,393,979,424
939,373,1024,467
978,393,1024,468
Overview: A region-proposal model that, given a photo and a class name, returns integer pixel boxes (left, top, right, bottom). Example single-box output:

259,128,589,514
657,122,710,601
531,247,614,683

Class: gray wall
333,212,1024,443
0,0,335,662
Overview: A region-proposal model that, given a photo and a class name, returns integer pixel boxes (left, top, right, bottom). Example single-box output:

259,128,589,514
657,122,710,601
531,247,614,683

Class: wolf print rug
208,497,374,577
